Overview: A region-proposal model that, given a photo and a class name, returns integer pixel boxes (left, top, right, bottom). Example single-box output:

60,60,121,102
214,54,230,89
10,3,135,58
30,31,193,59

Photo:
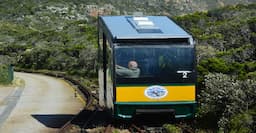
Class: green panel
114,102,196,119
8,65,14,82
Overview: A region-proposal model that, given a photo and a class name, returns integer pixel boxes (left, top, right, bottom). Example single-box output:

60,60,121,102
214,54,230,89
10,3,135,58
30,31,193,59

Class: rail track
57,75,173,133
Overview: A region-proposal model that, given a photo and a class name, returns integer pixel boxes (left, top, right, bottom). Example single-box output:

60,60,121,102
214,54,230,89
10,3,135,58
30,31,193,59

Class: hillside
0,0,255,74
173,4,256,132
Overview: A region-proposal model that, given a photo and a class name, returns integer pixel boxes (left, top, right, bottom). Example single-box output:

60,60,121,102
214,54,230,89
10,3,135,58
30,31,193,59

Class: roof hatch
127,16,162,33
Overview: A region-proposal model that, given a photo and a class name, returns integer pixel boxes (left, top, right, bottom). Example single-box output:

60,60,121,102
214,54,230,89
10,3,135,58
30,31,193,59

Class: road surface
0,72,84,133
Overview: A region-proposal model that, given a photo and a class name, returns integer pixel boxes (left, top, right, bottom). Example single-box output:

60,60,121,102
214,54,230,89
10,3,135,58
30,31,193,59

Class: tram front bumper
114,101,196,119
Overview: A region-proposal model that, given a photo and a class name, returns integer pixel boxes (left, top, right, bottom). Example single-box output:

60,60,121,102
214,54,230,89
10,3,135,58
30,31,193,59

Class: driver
116,61,140,78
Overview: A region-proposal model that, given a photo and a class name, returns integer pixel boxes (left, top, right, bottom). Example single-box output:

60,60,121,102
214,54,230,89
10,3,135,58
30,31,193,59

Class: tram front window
115,45,195,84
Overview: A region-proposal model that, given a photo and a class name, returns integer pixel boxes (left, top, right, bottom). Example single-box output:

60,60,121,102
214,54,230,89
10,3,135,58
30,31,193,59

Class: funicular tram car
98,16,196,119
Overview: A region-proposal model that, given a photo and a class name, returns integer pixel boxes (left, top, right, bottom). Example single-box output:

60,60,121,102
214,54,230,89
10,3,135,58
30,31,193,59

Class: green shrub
196,45,217,63
198,33,223,40
250,32,256,45
0,65,11,84
200,58,229,73
229,112,253,133
229,62,245,76
247,17,256,32
199,73,256,131
245,62,256,72
163,124,182,133
246,72,256,80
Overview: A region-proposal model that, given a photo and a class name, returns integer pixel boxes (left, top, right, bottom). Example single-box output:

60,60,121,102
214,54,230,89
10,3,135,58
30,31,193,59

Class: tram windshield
115,45,195,84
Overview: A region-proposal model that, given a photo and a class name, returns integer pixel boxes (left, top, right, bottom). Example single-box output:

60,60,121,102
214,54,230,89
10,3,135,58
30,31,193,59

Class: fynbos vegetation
174,3,256,132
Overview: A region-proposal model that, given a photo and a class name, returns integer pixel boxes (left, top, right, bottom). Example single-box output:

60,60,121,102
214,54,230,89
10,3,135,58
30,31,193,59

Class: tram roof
100,16,192,41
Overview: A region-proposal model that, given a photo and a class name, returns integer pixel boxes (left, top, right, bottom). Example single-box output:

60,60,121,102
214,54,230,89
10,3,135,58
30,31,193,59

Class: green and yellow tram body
98,16,196,119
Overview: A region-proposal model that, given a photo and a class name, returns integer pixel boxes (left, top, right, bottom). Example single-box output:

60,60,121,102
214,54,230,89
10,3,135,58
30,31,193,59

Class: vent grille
127,17,162,33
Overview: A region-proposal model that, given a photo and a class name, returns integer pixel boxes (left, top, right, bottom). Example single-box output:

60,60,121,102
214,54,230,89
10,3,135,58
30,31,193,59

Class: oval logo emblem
144,85,168,99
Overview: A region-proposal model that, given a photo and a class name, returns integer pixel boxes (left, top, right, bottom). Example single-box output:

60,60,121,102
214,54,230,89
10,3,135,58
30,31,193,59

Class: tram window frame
99,30,115,104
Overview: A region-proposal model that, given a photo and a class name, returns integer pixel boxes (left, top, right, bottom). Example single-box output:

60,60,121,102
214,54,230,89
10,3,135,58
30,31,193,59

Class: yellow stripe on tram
116,85,195,102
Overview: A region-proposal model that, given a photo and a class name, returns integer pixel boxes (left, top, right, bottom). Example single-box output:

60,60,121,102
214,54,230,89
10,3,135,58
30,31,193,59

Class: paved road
0,72,84,133
0,85,20,124
0,86,24,128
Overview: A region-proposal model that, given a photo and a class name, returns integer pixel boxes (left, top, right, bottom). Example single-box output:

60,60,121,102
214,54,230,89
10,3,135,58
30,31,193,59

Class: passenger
116,61,140,78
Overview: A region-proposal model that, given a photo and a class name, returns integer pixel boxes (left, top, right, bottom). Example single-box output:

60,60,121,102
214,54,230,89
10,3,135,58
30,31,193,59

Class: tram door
98,30,114,109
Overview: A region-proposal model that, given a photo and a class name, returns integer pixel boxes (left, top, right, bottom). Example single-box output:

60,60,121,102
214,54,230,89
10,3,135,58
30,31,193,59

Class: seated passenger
116,61,140,78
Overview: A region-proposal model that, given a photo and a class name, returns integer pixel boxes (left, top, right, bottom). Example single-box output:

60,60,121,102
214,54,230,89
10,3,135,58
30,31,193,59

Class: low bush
229,112,254,133
163,124,182,133
198,73,256,132
0,64,11,84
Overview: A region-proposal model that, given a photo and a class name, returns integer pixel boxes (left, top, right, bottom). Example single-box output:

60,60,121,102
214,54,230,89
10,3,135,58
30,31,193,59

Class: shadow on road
71,109,112,129
31,114,75,128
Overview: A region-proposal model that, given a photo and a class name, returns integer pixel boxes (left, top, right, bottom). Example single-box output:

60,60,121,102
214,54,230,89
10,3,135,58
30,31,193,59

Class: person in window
116,61,140,78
